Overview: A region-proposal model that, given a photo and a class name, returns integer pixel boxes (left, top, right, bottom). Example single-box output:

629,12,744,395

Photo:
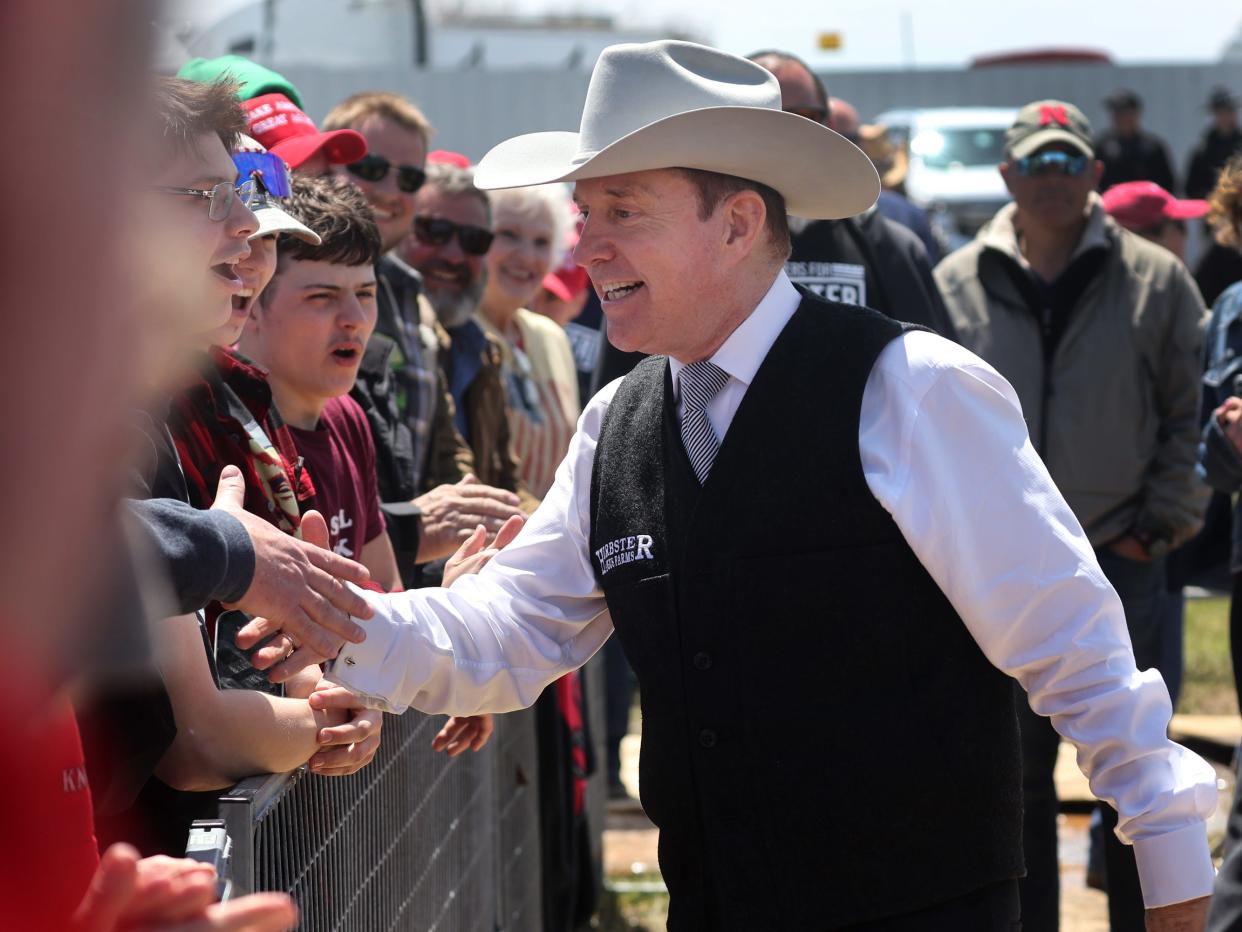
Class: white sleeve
860,330,1217,909
323,383,619,716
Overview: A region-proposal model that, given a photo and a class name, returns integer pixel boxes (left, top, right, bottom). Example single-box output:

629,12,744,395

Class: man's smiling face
400,184,490,328
151,130,257,332
573,168,724,358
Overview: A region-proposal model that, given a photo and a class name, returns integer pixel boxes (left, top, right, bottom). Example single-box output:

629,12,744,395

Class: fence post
219,793,256,899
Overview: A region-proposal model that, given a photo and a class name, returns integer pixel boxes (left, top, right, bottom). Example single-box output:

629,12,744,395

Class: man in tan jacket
937,99,1209,932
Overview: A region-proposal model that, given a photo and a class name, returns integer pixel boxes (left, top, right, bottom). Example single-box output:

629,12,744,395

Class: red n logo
1039,104,1070,127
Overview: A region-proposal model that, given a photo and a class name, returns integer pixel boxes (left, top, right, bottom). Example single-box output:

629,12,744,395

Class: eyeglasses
153,179,256,221
1014,150,1089,177
346,154,427,193
233,151,292,198
783,104,829,125
412,216,495,256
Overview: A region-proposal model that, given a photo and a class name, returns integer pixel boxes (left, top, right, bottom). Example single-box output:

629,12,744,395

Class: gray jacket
935,196,1209,549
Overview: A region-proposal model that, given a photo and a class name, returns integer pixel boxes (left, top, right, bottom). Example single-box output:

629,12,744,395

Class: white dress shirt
327,270,1216,908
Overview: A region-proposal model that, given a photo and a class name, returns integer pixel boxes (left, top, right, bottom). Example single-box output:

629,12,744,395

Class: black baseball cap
1104,89,1141,111
1006,99,1094,159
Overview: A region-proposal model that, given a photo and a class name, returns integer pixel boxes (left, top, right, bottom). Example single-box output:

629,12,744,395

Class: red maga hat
1101,181,1209,231
240,94,367,170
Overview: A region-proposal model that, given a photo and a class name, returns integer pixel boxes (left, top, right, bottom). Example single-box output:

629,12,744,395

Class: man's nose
573,221,608,267
229,194,258,241
339,295,369,328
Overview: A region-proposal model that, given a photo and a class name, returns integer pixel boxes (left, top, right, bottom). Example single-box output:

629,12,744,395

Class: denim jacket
1198,281,1242,570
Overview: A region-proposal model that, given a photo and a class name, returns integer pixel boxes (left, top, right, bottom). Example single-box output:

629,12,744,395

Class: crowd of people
13,0,1242,927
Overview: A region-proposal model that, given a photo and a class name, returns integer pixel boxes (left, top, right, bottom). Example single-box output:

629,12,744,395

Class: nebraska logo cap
1006,100,1093,160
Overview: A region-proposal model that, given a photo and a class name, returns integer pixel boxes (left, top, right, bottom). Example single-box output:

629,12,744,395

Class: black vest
589,294,1022,930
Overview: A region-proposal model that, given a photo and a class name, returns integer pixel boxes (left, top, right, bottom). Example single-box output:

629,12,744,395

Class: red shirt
289,395,385,560
0,691,99,928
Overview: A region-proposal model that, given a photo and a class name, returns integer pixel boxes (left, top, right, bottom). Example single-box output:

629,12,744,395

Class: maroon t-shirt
289,395,385,560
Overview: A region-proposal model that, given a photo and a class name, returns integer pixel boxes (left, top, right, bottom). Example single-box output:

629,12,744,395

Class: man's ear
722,189,767,259
998,161,1016,196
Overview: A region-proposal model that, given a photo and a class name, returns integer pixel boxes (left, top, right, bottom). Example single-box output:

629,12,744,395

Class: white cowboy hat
473,40,879,220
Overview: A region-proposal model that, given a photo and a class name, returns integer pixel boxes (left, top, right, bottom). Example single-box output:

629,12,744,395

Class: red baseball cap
240,94,367,170
428,150,472,168
542,265,589,303
1102,181,1209,232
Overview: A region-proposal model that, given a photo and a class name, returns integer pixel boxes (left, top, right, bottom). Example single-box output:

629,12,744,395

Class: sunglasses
153,179,256,221
783,104,829,124
346,154,427,193
1014,150,1089,177
232,151,293,198
412,216,495,256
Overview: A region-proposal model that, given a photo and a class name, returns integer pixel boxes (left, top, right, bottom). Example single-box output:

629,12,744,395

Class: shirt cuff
1133,822,1215,908
322,585,410,714
209,510,256,605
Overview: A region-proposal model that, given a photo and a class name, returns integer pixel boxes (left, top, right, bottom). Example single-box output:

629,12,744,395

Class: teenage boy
323,92,524,581
240,174,402,589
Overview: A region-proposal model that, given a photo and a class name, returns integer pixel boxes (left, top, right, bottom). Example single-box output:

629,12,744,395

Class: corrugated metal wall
279,59,1242,187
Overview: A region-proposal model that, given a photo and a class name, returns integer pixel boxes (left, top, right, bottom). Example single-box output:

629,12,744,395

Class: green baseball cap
176,55,304,110
1005,100,1093,160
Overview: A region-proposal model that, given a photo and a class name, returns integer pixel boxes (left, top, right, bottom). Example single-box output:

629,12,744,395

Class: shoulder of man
932,237,987,291
866,212,930,264
1111,221,1194,285
321,393,376,442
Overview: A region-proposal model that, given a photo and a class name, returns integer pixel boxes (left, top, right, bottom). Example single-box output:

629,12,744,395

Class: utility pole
412,0,428,67
900,9,915,70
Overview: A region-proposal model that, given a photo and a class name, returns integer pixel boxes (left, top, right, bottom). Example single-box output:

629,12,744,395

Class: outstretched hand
213,466,372,667
307,679,383,776
442,514,526,588
237,505,369,682
72,842,297,931
414,475,524,564
431,715,495,757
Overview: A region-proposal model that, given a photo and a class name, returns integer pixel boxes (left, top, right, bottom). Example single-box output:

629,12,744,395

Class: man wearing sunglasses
398,163,527,495
323,92,523,585
937,99,1210,932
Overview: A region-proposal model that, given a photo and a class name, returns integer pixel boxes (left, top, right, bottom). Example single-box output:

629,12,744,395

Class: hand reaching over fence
442,514,526,587
307,679,383,776
72,842,297,931
214,470,373,667
431,715,495,757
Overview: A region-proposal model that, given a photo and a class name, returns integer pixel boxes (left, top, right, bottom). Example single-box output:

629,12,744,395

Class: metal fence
192,656,607,931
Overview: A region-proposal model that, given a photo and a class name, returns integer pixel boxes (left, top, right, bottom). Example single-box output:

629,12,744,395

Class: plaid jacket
167,347,315,533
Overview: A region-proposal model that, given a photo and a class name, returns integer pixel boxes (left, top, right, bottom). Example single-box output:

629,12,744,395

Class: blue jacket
1198,281,1242,570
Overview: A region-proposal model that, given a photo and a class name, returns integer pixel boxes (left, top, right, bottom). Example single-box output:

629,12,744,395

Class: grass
1181,596,1238,716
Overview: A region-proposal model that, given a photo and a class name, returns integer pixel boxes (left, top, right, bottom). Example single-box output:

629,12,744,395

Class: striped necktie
678,360,731,485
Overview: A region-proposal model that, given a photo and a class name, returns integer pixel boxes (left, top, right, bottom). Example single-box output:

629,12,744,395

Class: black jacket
1095,129,1177,193
1186,127,1242,198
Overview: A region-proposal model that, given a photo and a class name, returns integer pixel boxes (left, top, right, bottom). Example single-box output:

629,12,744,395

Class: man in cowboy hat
244,41,1215,931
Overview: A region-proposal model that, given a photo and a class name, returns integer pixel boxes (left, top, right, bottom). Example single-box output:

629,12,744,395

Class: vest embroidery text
594,534,655,575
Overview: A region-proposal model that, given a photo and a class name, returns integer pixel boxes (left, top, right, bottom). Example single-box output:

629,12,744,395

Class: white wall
276,59,1242,181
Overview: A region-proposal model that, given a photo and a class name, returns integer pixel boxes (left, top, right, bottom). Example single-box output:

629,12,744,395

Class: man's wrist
208,509,256,603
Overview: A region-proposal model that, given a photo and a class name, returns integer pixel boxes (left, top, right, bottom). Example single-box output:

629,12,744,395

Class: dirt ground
603,808,1108,930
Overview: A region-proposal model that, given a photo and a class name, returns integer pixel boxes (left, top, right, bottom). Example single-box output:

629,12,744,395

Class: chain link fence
191,656,607,930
